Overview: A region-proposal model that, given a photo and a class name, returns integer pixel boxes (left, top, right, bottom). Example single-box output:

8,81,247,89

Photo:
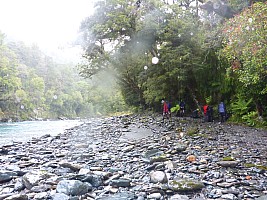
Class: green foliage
242,111,267,127
0,34,128,121
76,0,267,126
221,2,267,92
241,111,258,127
230,95,252,121
219,2,267,125
228,0,250,12
229,95,266,127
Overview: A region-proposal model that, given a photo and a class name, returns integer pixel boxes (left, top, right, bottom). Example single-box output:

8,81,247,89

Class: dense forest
0,32,127,122
77,0,267,127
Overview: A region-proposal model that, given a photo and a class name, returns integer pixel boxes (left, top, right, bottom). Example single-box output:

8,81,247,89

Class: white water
0,120,83,146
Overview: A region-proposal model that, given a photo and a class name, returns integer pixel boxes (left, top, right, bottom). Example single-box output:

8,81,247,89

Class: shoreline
0,114,266,199
0,119,83,147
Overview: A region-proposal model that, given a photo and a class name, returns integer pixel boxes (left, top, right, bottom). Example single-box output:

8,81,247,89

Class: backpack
218,102,225,113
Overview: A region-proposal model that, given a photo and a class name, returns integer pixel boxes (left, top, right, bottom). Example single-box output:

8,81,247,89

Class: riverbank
0,114,266,200
0,120,83,146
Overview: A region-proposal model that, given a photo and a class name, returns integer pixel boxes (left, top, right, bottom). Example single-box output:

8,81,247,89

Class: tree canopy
78,0,267,126
0,32,127,122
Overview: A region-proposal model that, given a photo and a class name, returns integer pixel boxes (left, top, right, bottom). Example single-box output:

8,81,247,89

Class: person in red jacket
162,99,170,120
203,104,209,122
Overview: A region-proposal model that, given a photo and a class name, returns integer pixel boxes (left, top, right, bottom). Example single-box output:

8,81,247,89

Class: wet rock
256,195,267,200
22,171,48,189
209,188,222,198
4,194,28,200
0,147,9,154
110,179,131,187
165,160,177,171
0,194,13,199
217,161,239,168
150,171,168,183
176,143,187,152
56,180,92,196
147,192,162,199
217,182,237,188
51,193,70,200
14,177,25,191
122,145,135,152
0,114,266,199
5,165,22,174
168,178,205,192
221,193,237,199
30,184,51,192
150,154,168,164
33,192,48,199
59,161,83,172
169,194,190,200
104,173,121,185
96,191,136,200
0,171,14,183
142,149,165,164
81,174,103,187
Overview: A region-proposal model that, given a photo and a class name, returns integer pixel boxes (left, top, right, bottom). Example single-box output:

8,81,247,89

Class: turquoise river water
0,120,83,146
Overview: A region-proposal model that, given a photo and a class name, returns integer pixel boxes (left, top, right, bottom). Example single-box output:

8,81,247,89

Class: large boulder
56,179,92,196
168,178,205,192
110,179,131,187
217,161,239,168
150,171,168,183
0,171,16,183
22,170,50,189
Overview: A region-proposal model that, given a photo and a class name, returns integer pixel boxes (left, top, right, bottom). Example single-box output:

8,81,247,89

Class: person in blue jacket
218,101,226,122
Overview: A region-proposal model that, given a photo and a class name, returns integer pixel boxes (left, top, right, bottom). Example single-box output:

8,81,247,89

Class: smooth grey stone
4,194,28,200
96,192,135,200
56,180,91,196
52,193,70,200
110,179,131,187
169,194,190,200
0,172,13,183
256,195,267,200
150,171,168,183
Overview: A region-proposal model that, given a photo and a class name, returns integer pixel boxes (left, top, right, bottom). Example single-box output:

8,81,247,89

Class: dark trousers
219,112,225,122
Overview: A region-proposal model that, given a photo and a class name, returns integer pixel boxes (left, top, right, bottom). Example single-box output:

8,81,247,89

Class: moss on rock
150,154,168,163
244,163,267,170
186,127,199,136
168,179,205,192
222,157,235,161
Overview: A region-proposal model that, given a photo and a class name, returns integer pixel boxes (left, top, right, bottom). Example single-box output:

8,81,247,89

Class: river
0,120,83,146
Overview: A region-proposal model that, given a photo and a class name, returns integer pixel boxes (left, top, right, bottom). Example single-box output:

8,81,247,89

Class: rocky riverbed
0,114,266,200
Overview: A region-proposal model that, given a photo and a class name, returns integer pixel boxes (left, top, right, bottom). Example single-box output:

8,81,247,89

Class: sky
0,0,95,63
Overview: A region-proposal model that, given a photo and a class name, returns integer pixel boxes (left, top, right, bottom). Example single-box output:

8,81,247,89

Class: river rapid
0,120,83,146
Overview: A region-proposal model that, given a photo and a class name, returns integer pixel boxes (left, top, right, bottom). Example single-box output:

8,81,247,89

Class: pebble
0,114,266,199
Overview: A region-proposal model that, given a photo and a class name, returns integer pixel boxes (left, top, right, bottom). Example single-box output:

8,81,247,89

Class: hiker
179,100,185,117
203,104,209,122
162,99,170,120
218,101,227,122
192,108,199,118
207,105,213,122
